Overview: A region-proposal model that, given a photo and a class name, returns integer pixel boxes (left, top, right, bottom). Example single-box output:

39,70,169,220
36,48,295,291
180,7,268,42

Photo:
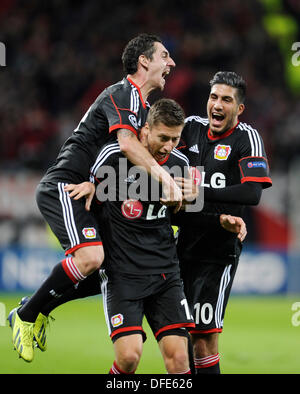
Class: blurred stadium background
0,0,300,374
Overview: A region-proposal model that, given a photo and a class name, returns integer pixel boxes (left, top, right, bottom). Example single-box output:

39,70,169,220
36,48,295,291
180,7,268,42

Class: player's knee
117,347,142,372
161,338,189,373
192,332,219,358
165,348,189,374
73,246,104,276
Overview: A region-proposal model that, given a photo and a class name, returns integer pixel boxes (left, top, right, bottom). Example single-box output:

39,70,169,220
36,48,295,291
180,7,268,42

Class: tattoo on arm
117,128,136,139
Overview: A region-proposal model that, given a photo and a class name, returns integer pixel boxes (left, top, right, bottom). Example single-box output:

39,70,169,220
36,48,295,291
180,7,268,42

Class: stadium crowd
0,0,299,174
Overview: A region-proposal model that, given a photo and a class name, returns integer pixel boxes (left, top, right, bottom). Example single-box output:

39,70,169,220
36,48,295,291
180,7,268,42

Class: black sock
18,263,75,323
40,270,101,316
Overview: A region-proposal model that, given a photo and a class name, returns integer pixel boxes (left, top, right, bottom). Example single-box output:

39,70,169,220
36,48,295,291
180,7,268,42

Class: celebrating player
8,33,179,363
95,98,195,374
176,71,272,374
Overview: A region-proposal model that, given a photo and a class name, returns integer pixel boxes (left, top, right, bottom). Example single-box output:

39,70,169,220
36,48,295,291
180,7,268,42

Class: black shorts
180,260,239,334
36,182,102,255
100,270,195,342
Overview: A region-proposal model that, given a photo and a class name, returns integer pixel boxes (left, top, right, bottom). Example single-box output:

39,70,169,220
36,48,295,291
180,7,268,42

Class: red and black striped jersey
176,116,272,264
41,78,150,184
93,141,190,275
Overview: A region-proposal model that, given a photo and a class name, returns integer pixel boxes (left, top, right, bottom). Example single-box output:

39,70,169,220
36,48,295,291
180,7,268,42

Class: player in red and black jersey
176,71,272,374
8,34,180,363
94,98,195,374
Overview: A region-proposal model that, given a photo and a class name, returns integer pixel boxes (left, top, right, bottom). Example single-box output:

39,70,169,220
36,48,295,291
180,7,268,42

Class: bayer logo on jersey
214,144,231,161
121,199,143,219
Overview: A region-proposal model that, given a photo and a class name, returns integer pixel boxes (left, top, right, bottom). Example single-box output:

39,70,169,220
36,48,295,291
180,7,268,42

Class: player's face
207,84,245,134
147,42,176,91
142,122,182,162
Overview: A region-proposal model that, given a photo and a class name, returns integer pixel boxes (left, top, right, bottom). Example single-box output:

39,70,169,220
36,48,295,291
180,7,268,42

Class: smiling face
144,42,176,91
141,121,182,162
207,84,245,135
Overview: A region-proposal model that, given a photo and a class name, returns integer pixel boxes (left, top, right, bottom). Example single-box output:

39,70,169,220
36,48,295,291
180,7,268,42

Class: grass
0,293,299,374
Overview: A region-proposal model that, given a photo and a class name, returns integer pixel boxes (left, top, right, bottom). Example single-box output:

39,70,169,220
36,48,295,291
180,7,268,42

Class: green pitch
0,293,299,374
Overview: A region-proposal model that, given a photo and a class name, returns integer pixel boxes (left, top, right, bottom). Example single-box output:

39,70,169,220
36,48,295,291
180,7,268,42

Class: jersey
41,78,150,184
93,141,190,275
177,116,272,264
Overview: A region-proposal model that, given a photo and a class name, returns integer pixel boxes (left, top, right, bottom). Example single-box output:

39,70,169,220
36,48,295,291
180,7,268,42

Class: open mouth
212,112,225,122
155,152,168,161
162,69,170,80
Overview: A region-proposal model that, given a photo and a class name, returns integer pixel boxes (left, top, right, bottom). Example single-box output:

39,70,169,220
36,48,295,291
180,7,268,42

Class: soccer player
176,71,272,374
8,33,180,363
94,98,195,374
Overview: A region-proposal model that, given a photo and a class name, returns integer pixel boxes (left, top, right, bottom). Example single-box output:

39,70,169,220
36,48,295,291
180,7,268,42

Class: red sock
61,257,86,284
194,353,220,374
109,361,136,374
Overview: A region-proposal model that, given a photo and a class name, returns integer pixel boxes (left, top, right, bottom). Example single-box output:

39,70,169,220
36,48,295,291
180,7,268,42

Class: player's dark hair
147,98,185,128
122,33,162,75
210,71,246,104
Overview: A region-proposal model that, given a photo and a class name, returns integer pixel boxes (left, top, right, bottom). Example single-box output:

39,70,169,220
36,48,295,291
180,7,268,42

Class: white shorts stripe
100,269,111,336
215,265,232,329
58,182,80,248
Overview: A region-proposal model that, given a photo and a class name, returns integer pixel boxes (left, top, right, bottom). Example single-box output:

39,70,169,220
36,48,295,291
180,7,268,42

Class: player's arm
204,181,263,205
117,128,183,212
206,127,272,206
173,168,199,205
171,211,247,241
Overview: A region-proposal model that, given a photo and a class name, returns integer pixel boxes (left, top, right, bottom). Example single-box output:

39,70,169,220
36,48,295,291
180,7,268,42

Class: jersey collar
126,77,147,109
207,121,239,141
157,154,170,166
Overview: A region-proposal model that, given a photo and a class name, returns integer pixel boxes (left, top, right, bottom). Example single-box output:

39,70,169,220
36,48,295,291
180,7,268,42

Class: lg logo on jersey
121,199,167,220
201,172,226,188
190,167,226,188
121,199,143,219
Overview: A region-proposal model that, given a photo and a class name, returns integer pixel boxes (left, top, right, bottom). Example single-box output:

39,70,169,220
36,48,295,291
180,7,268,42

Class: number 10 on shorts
194,302,213,325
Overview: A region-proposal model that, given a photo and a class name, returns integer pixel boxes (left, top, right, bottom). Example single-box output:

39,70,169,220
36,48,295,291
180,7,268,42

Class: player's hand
220,214,247,242
160,178,183,213
64,182,96,211
174,168,199,204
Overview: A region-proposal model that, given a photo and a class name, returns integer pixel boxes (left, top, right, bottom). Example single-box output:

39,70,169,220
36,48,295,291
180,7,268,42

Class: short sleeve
102,93,140,136
238,124,272,188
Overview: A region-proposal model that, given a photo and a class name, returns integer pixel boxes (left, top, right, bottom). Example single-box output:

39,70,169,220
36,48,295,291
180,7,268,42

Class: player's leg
191,332,220,374
110,334,143,374
40,269,102,317
145,272,194,374
17,246,104,324
187,262,238,374
100,269,146,374
8,182,104,361
158,334,190,374
18,269,102,352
